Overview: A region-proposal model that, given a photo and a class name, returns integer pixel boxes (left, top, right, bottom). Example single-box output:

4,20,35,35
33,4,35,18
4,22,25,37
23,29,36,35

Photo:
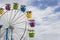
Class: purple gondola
29,19,35,27
5,4,11,11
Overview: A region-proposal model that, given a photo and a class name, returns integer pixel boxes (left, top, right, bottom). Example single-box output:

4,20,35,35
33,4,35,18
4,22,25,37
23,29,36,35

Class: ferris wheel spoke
1,28,5,32
1,30,5,38
20,27,26,40
11,32,19,40
15,27,25,30
13,13,25,23
4,11,10,25
11,10,16,20
14,29,26,40
20,22,27,40
15,27,28,31
11,10,19,21
16,28,25,30
0,28,5,38
6,11,9,22
13,31,22,38
9,10,14,21
13,16,26,23
13,21,26,25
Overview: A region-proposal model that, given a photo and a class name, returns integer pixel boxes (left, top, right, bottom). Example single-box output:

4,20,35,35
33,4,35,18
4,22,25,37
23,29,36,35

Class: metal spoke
20,21,27,40
15,27,28,30
13,21,26,25
9,11,12,20
11,10,16,20
11,29,14,40
13,31,21,39
0,30,5,38
13,15,26,23
12,10,19,21
0,29,1,40
13,13,25,23
9,10,14,21
6,11,9,23
16,28,25,30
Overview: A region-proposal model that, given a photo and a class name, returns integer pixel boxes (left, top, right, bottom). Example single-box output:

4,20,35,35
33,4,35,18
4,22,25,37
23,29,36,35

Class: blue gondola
20,5,26,12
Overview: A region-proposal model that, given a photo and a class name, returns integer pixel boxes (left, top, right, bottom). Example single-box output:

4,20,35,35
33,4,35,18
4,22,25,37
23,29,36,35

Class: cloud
29,0,59,10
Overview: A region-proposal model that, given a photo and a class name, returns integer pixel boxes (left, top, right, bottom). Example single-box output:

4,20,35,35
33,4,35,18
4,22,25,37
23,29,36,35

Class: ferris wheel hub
8,22,14,30
8,25,14,30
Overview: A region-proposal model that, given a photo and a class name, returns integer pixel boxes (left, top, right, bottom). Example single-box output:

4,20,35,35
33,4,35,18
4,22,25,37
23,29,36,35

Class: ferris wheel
0,3,27,40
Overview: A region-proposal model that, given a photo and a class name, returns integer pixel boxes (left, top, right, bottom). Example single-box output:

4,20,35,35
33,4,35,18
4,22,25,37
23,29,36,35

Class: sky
0,0,60,40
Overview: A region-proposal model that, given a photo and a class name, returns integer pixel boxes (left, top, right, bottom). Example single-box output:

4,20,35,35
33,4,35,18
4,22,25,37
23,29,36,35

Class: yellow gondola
26,11,32,19
0,8,4,14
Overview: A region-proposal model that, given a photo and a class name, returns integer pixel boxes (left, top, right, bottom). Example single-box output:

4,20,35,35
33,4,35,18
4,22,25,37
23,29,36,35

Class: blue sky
29,0,60,12
54,7,60,12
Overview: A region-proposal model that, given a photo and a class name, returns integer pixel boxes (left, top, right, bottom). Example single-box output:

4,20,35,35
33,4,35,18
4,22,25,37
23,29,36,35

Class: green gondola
29,33,35,38
13,3,18,10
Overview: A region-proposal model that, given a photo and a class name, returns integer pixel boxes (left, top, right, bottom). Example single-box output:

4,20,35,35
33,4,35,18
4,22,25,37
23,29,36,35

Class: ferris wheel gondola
5,4,11,11
26,11,32,19
20,5,26,13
